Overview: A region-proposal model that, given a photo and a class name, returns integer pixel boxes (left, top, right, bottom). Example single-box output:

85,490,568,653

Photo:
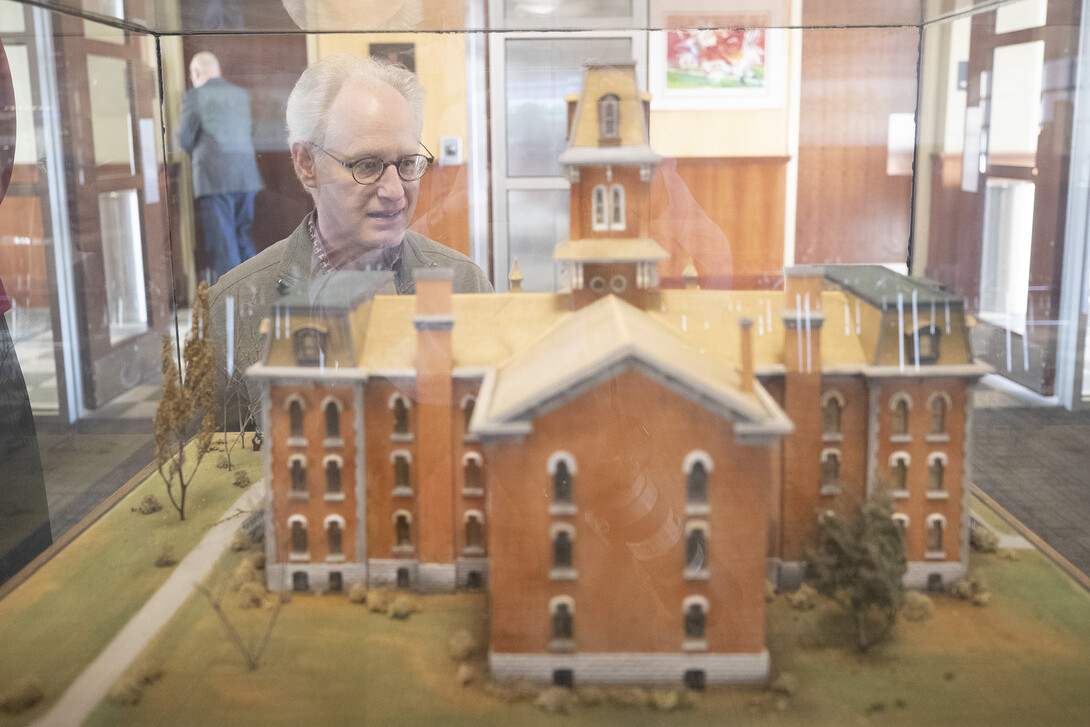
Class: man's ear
291,141,317,190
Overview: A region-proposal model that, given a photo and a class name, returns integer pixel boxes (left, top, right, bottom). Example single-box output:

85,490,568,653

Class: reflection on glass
989,41,1044,166
0,0,24,33
505,38,632,177
87,54,134,168
996,0,1047,34
979,179,1035,336
82,0,126,44
5,43,37,163
504,0,633,22
99,190,148,344
507,189,569,292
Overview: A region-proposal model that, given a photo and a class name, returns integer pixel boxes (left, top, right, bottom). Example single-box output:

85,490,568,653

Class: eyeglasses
310,143,434,185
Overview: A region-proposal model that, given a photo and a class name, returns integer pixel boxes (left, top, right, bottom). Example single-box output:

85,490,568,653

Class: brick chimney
414,268,456,589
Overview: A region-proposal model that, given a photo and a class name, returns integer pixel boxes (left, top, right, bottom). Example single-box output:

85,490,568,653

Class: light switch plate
438,135,463,166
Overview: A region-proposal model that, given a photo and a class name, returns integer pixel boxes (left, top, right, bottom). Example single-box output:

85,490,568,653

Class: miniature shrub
233,470,252,488
389,594,417,620
347,580,368,604
133,494,163,515
536,687,577,715
155,545,178,568
608,686,650,709
902,591,934,622
216,454,230,469
951,573,988,600
237,581,267,609
231,559,261,591
770,672,798,696
577,686,606,706
367,589,392,613
787,583,818,611
970,522,999,553
248,552,266,570
972,591,992,607
457,663,478,687
484,678,538,703
0,677,44,715
231,528,252,552
107,677,143,706
651,690,680,712
450,629,478,662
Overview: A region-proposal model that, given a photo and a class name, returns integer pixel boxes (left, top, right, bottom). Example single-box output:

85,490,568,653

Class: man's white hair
285,54,424,149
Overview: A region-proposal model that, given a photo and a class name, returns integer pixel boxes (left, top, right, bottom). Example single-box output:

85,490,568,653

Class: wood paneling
651,156,787,290
410,163,471,257
795,22,918,267
0,195,48,308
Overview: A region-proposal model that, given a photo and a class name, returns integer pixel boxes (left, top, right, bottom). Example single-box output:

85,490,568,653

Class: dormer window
293,327,328,366
598,93,620,142
906,327,940,364
591,184,626,232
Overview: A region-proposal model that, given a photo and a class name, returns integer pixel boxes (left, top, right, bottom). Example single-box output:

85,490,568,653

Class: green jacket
207,214,492,425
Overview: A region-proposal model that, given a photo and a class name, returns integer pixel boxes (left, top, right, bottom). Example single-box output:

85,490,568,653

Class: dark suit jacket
177,77,264,197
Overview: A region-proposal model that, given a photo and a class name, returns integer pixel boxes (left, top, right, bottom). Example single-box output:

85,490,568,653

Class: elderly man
208,55,491,423
177,51,264,282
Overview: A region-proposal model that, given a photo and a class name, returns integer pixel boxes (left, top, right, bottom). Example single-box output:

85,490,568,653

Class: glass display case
0,0,1088,723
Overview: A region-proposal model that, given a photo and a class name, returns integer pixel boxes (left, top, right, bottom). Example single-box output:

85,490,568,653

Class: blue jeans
198,191,258,281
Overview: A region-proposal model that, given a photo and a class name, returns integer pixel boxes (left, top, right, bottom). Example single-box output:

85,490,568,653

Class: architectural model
248,62,987,688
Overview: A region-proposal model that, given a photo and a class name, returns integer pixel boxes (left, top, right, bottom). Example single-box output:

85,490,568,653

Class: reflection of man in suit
177,52,264,283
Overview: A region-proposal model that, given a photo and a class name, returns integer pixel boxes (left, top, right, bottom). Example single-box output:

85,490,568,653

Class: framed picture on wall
649,4,785,110
370,43,416,73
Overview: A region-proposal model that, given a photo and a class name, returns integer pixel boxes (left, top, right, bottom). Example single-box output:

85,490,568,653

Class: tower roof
558,62,661,167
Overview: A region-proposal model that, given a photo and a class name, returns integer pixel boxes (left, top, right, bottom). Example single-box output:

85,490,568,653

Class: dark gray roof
823,265,962,309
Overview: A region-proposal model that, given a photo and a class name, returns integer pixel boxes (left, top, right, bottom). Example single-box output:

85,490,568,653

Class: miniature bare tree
154,282,216,521
805,494,907,652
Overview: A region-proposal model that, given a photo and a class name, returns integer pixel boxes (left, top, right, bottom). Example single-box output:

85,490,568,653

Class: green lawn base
0,444,261,727
85,546,1090,726
969,495,1021,537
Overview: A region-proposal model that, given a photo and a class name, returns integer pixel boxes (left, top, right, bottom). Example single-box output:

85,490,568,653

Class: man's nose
374,164,405,198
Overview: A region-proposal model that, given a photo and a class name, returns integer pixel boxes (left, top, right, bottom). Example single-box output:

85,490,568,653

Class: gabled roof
472,295,791,437
824,265,961,308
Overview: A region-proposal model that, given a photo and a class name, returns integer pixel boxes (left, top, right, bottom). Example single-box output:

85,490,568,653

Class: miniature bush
651,690,680,712
902,591,934,622
216,454,230,469
770,672,798,696
233,470,252,488
483,678,538,703
536,687,577,715
231,528,252,551
951,572,988,600
238,581,267,609
449,629,478,662
787,583,818,611
367,589,392,613
608,686,650,709
577,686,606,706
970,522,999,553
457,663,478,687
155,545,178,568
0,677,44,715
133,494,163,515
389,594,417,620
347,580,368,604
107,677,143,706
231,558,262,591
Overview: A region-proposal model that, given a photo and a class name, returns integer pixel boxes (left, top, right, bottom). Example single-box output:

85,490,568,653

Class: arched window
290,456,306,493
892,513,909,540
891,394,911,436
327,519,343,555
821,449,841,488
464,455,482,491
290,518,307,553
553,529,573,569
591,185,608,231
929,394,948,435
685,526,707,572
395,513,412,546
325,401,340,439
609,184,626,230
928,456,945,492
289,400,304,438
687,462,708,503
927,515,945,552
891,452,910,491
392,397,409,434
394,453,411,489
326,459,341,493
822,392,843,435
598,93,620,140
685,603,706,639
462,396,476,431
465,512,484,549
553,460,572,503
552,602,573,640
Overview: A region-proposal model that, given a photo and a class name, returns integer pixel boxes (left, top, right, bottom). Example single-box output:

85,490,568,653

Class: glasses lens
397,155,429,181
351,158,385,184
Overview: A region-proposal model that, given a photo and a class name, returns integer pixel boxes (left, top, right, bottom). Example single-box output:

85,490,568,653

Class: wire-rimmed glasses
310,143,434,184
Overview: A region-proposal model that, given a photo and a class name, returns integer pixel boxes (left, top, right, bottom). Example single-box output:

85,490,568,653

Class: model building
248,62,987,688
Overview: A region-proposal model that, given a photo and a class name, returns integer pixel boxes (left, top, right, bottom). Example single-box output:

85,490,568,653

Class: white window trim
390,450,413,464
388,392,411,410
324,514,346,529
462,451,484,466
546,451,577,475
889,451,912,467
892,513,910,528
319,395,343,413
323,454,345,468
284,394,306,412
550,522,576,540
288,514,307,527
889,392,914,411
821,390,846,408
926,452,949,466
681,594,710,614
392,509,413,524
288,453,308,468
609,183,626,230
682,450,714,474
463,509,485,524
591,184,609,231
549,595,575,614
